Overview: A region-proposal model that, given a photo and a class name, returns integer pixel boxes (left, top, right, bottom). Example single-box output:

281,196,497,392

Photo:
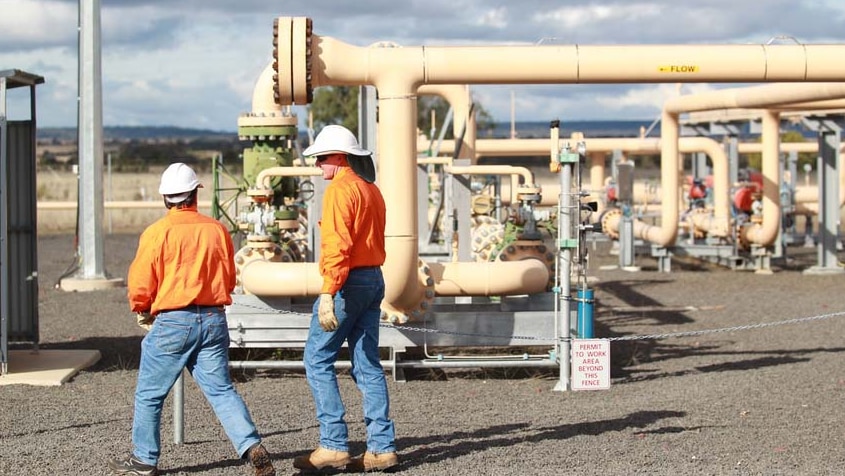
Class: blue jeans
131,306,261,465
304,267,396,454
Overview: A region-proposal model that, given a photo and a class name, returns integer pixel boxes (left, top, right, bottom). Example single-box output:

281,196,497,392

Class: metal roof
0,69,45,89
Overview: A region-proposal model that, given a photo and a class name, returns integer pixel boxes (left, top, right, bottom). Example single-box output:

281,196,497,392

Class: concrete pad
0,349,101,386
59,277,125,292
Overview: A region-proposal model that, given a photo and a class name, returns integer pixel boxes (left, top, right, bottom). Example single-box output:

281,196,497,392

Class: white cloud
0,0,76,49
476,7,508,29
537,3,663,30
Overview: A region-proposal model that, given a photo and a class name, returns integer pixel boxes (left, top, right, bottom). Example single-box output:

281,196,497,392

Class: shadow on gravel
34,337,144,372
395,410,687,470
615,346,845,384
594,278,695,326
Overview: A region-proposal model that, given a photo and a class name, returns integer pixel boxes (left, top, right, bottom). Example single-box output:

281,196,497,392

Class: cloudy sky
2,0,845,132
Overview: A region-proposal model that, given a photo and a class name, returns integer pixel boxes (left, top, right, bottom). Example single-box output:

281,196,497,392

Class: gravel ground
2,232,845,475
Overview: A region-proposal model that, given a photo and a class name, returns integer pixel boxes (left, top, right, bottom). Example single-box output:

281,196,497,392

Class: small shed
0,69,44,374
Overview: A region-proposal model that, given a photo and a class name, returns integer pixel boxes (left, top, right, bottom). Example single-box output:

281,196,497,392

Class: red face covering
317,154,347,180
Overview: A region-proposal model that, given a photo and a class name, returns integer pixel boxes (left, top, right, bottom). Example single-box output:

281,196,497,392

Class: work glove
136,312,154,331
318,293,338,332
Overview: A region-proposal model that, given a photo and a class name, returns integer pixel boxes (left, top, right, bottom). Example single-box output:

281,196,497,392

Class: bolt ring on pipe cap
274,17,313,105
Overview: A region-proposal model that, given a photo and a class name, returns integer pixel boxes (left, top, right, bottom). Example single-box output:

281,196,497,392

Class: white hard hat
159,162,202,203
302,125,372,157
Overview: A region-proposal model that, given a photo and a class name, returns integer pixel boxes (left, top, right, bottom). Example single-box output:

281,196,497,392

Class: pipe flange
380,258,435,324
496,239,557,289
273,17,313,105
516,184,542,203
234,243,287,292
237,112,298,126
600,208,622,239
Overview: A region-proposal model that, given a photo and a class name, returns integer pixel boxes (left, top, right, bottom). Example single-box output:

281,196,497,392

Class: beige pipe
645,110,683,246
740,110,781,246
418,85,476,161
429,260,549,296
737,142,819,154
417,156,453,166
589,152,606,215
250,64,276,114
667,83,845,114
241,261,323,296
685,101,845,123
302,37,845,88
272,17,845,316
255,166,322,189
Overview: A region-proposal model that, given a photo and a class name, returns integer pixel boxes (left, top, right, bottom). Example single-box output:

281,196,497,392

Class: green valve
558,152,580,164
558,239,578,249
275,209,299,220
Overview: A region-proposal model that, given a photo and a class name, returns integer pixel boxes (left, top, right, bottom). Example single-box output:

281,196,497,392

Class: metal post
554,151,572,392
358,86,377,165
107,152,112,234
812,126,843,272
0,76,8,375
173,371,184,444
76,0,107,279
727,137,739,186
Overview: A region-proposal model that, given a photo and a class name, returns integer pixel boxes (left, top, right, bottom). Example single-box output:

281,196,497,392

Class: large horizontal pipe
241,261,322,296
240,256,550,298
428,260,549,296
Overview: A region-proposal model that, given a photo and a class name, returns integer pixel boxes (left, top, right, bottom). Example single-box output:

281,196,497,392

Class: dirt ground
2,232,845,475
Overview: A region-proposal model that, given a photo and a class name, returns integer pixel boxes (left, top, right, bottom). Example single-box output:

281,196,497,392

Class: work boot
108,455,158,476
292,447,351,472
346,451,399,472
246,443,276,476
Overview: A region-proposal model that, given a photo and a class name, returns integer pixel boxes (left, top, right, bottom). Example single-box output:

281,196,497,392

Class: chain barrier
229,301,845,344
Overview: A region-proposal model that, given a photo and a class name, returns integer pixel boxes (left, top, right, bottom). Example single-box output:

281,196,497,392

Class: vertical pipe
577,287,595,339
555,155,572,392
377,81,427,318
77,0,107,279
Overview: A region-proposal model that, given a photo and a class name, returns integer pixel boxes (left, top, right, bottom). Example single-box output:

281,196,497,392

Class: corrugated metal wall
1,121,39,344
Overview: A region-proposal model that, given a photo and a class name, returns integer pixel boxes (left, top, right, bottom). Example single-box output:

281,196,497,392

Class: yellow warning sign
658,65,699,73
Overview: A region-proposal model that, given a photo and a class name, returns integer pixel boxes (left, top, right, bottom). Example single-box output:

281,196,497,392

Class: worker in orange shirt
109,163,275,476
292,125,398,473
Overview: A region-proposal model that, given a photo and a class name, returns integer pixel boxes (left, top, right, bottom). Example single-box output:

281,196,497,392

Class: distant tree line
37,133,247,173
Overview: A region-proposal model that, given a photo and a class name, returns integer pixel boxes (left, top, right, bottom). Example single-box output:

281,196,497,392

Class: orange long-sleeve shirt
127,204,235,315
319,167,387,295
